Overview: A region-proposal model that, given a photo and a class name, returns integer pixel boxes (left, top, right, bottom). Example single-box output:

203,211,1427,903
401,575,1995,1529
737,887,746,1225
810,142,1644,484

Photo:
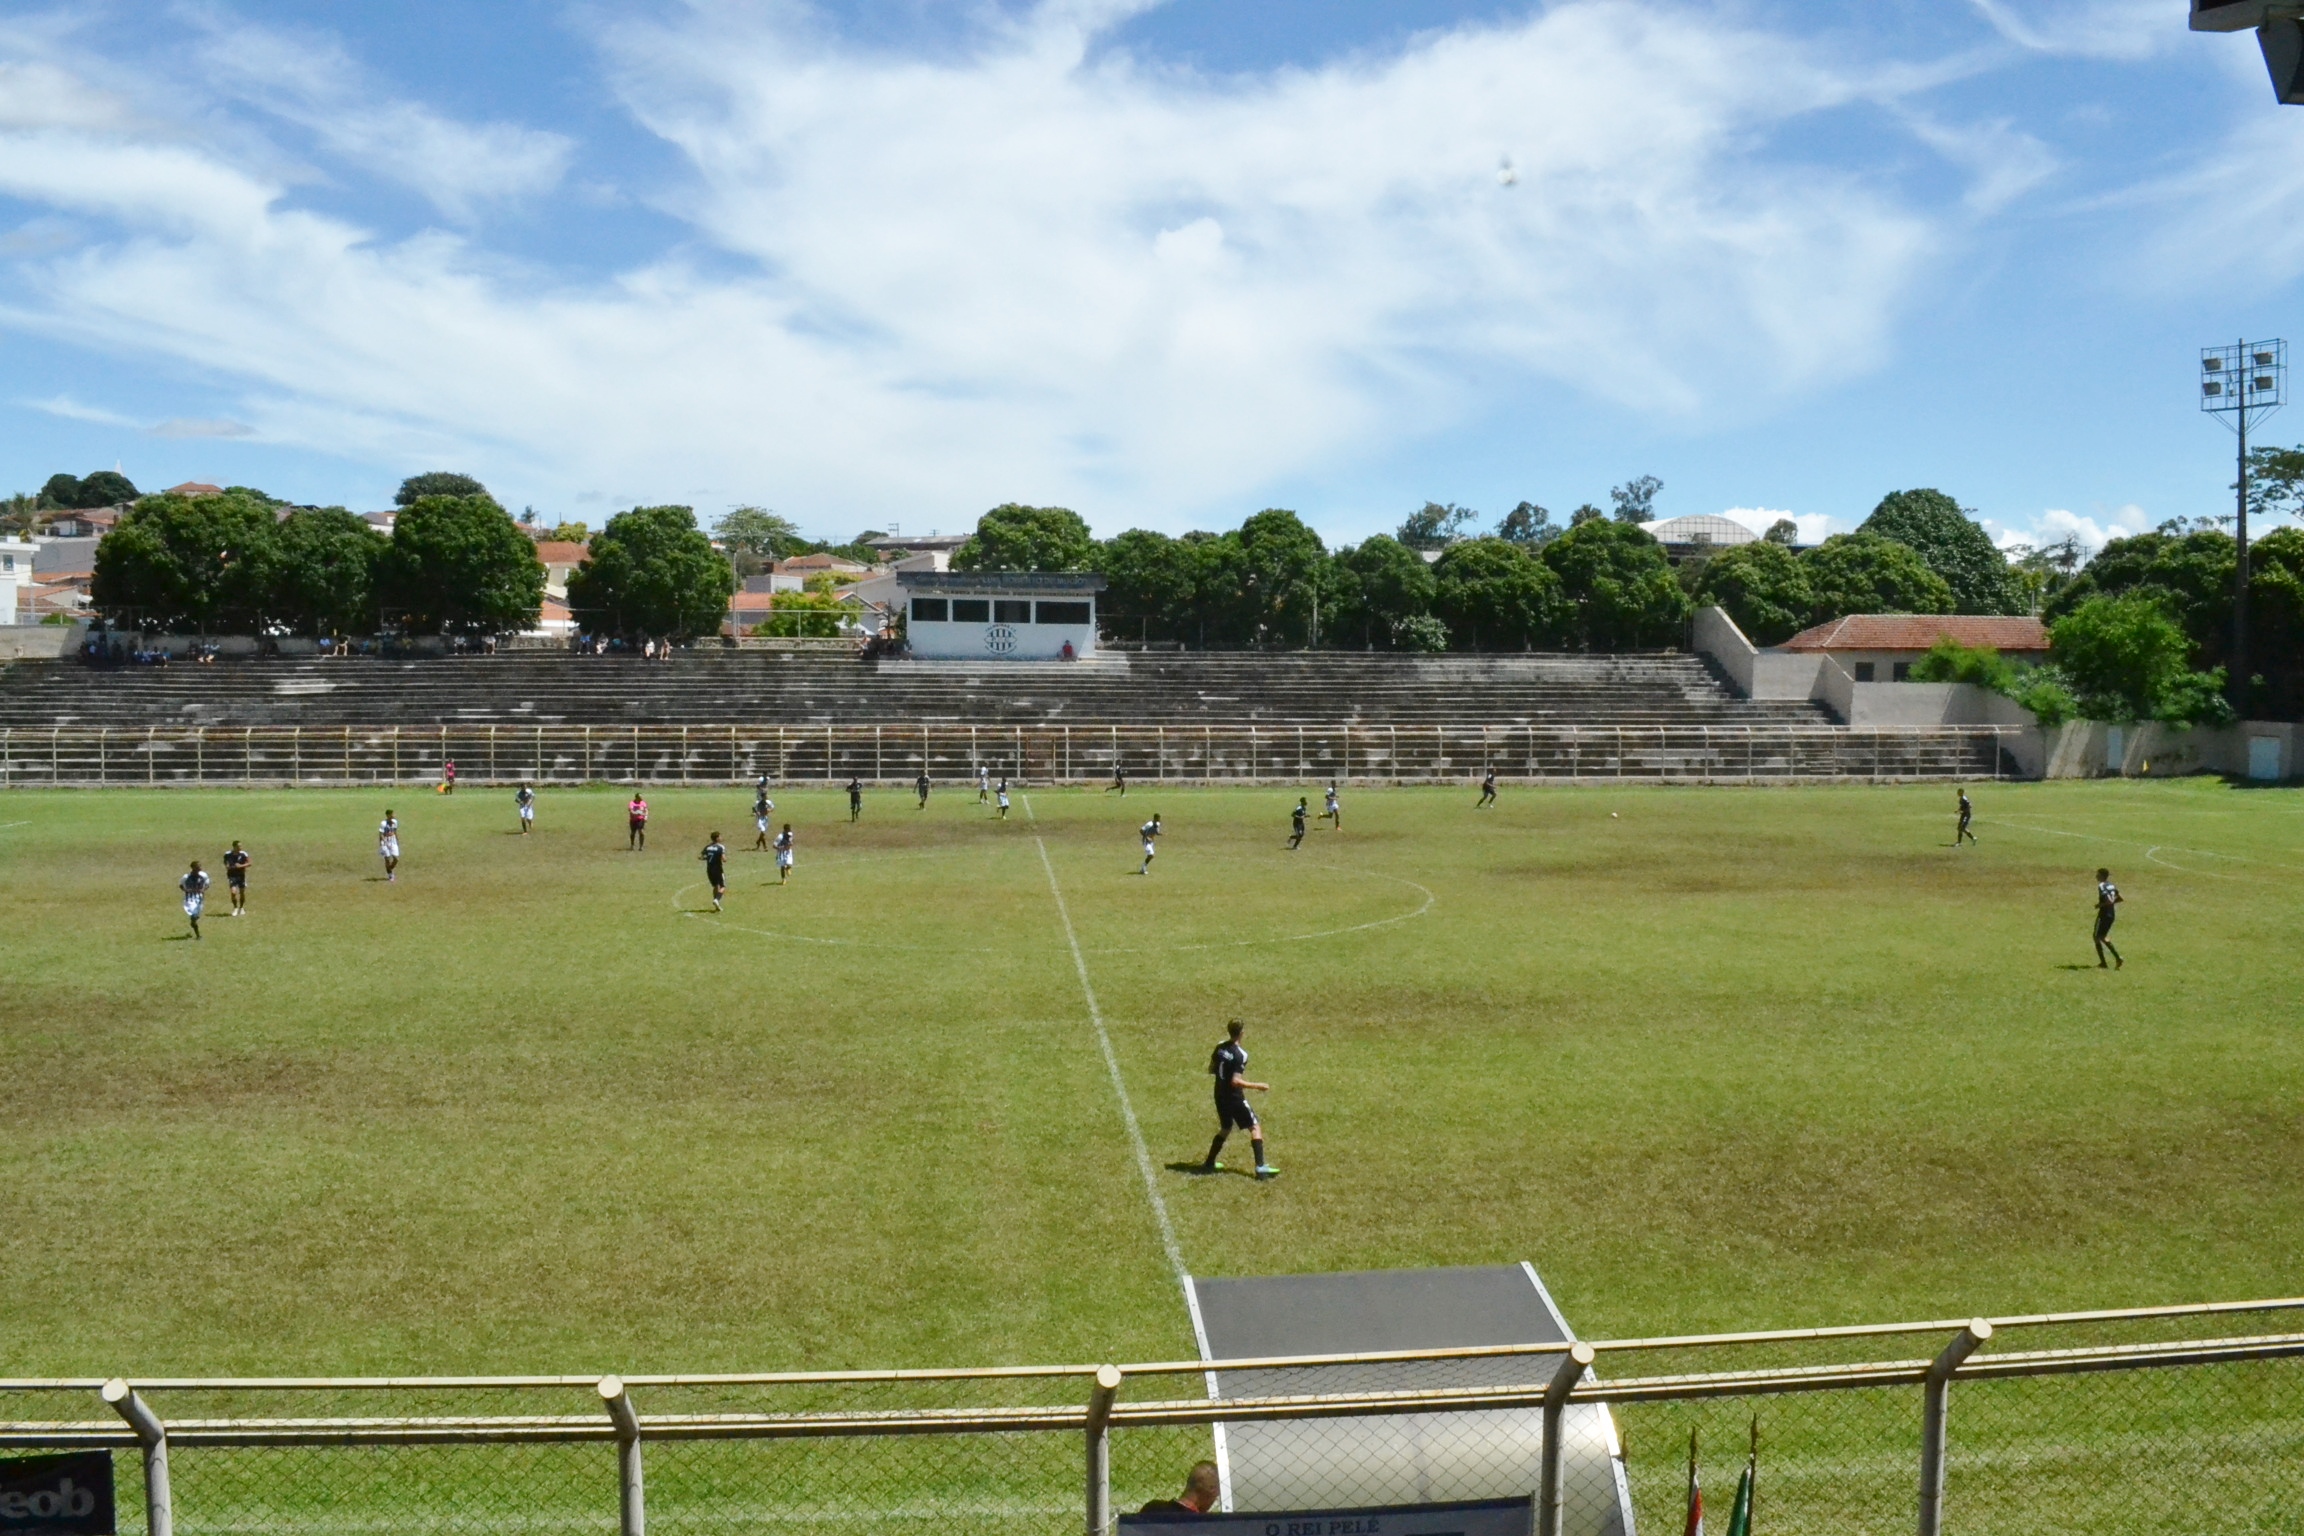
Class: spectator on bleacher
1137,1462,1220,1518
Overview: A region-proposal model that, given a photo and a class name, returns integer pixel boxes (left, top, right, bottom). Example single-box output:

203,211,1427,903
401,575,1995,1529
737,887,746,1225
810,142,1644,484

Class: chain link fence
5,1301,2299,1536
0,722,2019,787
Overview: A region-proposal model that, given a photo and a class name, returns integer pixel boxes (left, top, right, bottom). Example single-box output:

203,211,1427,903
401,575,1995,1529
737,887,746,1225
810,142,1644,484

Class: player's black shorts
1215,1092,1257,1132
706,864,726,885
226,873,246,888
2094,910,2116,940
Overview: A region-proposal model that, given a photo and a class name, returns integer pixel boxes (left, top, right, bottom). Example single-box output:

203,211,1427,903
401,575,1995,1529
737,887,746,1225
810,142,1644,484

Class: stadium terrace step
0,651,1836,730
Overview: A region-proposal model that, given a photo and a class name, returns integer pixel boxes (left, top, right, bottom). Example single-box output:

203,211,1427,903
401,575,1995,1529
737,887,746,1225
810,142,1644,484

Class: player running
628,793,649,851
441,759,456,795
1477,772,1497,809
516,783,536,834
180,859,211,939
2093,867,2124,969
916,771,931,809
1323,782,1341,829
977,765,991,803
1200,1020,1276,1179
378,810,401,882
1139,813,1162,874
700,832,728,911
848,776,864,823
1287,797,1308,850
223,840,250,915
774,824,795,884
752,788,775,850
1956,789,1976,846
996,778,1011,820
1106,766,1127,796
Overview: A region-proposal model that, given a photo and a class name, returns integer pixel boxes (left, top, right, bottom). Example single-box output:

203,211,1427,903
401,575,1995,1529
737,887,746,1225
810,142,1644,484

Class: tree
1610,475,1662,524
1764,518,1799,546
1691,540,1814,645
953,504,1095,571
545,521,591,543
1910,638,2076,726
1237,508,1331,646
1799,533,1955,620
715,506,805,560
2004,535,2083,615
395,471,489,507
2051,595,2231,725
261,507,387,636
90,489,279,631
1495,501,1557,546
1542,518,1690,649
379,494,545,635
1330,536,1437,649
1432,538,1565,649
566,505,736,640
0,492,37,536
2245,442,2304,525
1397,501,1476,551
752,590,850,638
1097,529,1201,645
73,470,139,507
38,473,80,509
1859,488,2023,615
1568,503,1606,527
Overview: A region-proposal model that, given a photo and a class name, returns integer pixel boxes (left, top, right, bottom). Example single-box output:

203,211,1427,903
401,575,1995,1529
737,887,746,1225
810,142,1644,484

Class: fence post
1085,1364,1122,1536
599,1376,645,1536
1537,1343,1595,1536
1917,1320,1991,1536
102,1379,172,1536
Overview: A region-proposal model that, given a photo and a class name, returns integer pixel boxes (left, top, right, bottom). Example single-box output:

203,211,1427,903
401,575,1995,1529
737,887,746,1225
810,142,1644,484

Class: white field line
1982,816,2304,877
1021,795,1190,1297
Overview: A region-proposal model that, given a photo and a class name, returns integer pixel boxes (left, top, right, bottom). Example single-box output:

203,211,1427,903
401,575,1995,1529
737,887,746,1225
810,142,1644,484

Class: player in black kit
848,777,864,823
1477,772,1497,809
2093,867,2123,969
916,771,931,809
700,832,728,911
1287,798,1308,850
1200,1020,1276,1179
223,840,251,915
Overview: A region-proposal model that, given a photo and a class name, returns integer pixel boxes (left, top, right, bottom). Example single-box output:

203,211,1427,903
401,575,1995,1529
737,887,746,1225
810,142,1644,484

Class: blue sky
2,0,2301,552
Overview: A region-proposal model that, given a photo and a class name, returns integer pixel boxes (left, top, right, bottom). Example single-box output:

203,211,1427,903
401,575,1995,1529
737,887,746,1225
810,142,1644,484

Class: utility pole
2201,338,2285,713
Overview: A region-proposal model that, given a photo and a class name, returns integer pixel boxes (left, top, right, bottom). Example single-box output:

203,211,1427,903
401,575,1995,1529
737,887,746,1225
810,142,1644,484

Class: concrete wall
1690,606,1827,700
0,622,86,660
2042,720,2299,781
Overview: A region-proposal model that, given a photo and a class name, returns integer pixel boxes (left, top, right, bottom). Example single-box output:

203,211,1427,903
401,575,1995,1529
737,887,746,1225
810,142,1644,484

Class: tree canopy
90,490,278,631
1691,540,1814,645
1494,501,1557,546
262,507,388,636
40,470,140,509
1237,509,1331,647
1397,502,1475,552
567,505,736,639
714,506,805,560
1330,535,1436,649
379,494,545,635
1609,475,1662,524
395,472,489,507
1432,538,1564,650
2051,595,2230,725
953,504,1095,572
1859,489,2023,615
1541,518,1689,648
1801,533,1955,619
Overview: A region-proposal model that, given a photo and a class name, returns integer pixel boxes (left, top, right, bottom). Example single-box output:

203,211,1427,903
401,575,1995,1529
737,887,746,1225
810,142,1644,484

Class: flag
1681,1427,1703,1536
1723,1419,1756,1536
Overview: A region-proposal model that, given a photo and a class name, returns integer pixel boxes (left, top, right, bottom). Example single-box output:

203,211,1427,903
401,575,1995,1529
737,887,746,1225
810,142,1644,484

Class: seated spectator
1137,1462,1221,1519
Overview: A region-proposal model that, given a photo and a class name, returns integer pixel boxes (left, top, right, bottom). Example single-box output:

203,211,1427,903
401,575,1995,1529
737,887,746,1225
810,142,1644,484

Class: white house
0,536,32,624
897,571,1103,660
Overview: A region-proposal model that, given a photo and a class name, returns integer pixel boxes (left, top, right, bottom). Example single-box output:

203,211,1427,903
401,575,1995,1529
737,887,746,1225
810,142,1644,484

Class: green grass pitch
2,777,2301,1377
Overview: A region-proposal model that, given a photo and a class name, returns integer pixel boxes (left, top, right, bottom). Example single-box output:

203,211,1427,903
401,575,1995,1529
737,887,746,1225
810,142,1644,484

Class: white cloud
1992,505,2148,554
1965,0,2172,61
185,13,573,217
0,1,2039,527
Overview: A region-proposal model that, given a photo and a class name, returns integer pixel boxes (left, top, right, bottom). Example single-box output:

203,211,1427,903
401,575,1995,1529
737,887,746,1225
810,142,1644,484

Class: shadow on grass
1164,1160,1253,1178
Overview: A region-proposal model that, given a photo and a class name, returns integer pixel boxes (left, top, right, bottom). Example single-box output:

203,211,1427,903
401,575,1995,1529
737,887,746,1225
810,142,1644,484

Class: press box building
896,572,1104,660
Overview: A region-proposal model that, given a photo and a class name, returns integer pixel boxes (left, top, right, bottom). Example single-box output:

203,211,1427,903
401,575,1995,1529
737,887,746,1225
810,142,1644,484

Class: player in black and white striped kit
2093,868,2123,969
1138,813,1162,874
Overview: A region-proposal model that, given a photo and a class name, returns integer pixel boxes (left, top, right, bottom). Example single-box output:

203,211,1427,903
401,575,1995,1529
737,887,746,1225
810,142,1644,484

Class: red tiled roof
532,541,588,565
165,481,223,497
1780,615,2049,653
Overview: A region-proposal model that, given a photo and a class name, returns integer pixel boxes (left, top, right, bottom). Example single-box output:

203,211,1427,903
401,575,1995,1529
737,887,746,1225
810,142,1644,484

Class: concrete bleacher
0,650,1833,730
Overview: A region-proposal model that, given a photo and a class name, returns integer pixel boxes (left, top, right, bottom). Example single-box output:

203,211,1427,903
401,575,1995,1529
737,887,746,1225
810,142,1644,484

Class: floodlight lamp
2205,356,2225,370
2259,375,2280,391
2206,381,2226,396
2256,351,2278,366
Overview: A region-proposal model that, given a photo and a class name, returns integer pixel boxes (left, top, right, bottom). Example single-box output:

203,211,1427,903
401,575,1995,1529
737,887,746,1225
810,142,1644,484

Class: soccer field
3,777,2301,1376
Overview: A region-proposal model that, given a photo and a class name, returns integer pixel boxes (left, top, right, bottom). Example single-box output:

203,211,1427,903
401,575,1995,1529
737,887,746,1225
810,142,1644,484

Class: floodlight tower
2192,1,2304,102
2200,338,2286,709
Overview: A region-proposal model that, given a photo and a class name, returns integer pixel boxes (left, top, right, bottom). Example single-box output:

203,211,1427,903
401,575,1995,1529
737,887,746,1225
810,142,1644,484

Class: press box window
910,598,949,623
1036,601,1091,625
951,599,991,623
993,600,1033,624
1892,661,1912,682
1853,662,1876,682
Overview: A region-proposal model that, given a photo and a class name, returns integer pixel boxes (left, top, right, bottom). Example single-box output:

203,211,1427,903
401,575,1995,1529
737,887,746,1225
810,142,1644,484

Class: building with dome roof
1639,514,1762,565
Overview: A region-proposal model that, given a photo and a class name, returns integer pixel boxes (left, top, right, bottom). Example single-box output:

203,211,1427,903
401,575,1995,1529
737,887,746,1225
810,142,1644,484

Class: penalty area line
1022,794,1191,1299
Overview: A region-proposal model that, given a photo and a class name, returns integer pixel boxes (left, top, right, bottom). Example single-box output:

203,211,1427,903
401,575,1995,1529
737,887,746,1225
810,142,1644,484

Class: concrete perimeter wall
0,622,85,660
2042,720,2298,782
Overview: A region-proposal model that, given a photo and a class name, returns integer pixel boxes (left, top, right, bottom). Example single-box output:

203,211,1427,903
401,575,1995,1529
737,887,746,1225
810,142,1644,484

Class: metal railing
6,1298,2300,1535
0,722,2022,787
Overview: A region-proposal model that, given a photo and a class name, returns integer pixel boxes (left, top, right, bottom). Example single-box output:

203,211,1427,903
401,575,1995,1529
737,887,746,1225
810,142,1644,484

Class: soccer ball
1610,812,1618,819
